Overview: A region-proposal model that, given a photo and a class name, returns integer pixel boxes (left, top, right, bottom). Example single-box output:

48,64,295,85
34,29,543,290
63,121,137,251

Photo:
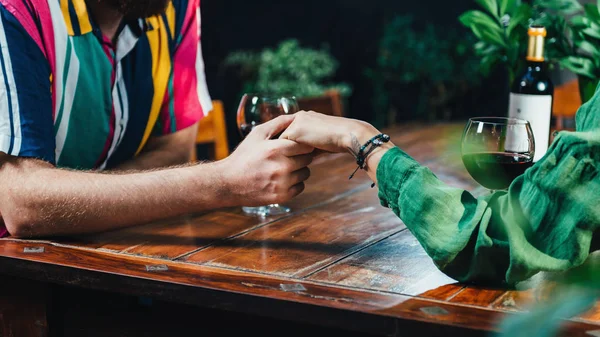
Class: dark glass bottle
508,25,554,162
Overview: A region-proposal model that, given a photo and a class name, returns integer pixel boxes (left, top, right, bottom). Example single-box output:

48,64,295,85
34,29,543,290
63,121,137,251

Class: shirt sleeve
157,0,212,135
0,3,54,163
376,125,600,285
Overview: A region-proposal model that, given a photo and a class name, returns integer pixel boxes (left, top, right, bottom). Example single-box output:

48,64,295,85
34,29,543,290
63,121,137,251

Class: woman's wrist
344,121,380,156
345,121,394,172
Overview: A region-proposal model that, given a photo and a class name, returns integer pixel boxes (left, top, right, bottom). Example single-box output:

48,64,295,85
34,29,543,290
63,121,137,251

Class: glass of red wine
236,93,300,217
461,117,535,192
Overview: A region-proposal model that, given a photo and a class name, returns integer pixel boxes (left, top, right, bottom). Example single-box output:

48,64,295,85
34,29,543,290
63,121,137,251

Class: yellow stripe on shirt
72,0,93,34
135,16,172,155
60,0,74,35
166,1,176,40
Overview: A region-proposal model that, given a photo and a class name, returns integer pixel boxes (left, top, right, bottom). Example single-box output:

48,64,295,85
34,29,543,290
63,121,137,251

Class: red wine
240,124,254,138
239,123,284,139
462,152,533,190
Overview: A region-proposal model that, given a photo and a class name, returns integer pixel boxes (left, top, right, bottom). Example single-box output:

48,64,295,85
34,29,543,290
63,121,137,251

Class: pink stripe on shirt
0,0,57,119
165,0,203,133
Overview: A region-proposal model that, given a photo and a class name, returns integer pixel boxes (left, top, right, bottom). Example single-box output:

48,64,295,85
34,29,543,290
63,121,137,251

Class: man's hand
0,115,313,238
218,115,315,207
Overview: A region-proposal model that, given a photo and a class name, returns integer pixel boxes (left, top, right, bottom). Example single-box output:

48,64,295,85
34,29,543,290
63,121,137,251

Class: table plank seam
300,227,409,279
171,183,374,262
0,239,530,317
489,290,515,309
445,286,468,302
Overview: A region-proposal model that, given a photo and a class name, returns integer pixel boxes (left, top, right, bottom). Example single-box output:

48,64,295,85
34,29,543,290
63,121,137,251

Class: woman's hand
280,111,395,185
279,111,383,155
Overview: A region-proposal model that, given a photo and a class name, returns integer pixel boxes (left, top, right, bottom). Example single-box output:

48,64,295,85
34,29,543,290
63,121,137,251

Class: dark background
198,0,570,150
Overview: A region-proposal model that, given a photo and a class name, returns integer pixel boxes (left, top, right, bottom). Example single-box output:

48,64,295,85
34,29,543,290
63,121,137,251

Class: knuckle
267,167,280,181
263,146,279,159
268,162,288,180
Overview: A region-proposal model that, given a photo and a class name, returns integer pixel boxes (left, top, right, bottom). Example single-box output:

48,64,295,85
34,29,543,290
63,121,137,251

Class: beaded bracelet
349,133,390,187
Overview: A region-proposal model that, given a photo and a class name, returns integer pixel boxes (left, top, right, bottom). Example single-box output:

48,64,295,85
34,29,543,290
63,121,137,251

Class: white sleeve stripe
195,6,212,116
0,13,21,155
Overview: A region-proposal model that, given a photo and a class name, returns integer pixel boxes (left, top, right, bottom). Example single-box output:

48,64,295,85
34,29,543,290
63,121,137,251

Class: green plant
223,39,352,99
541,0,600,102
460,0,600,103
366,15,483,127
459,0,541,85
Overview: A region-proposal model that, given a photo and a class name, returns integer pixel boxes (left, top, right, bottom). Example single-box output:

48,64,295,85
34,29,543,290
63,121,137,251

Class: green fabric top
377,86,600,285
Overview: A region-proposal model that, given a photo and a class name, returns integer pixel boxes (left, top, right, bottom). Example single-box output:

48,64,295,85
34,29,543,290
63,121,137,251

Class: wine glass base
242,204,291,217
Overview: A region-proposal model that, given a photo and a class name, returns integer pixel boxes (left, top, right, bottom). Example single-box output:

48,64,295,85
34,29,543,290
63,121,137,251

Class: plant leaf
476,0,499,18
535,0,583,15
571,15,591,28
572,15,600,39
507,4,533,36
575,39,600,57
584,3,600,24
459,10,503,32
560,56,597,78
500,0,517,15
582,27,600,39
472,24,508,47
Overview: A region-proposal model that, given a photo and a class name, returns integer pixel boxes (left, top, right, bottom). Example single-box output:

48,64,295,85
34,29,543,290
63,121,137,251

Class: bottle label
508,93,552,162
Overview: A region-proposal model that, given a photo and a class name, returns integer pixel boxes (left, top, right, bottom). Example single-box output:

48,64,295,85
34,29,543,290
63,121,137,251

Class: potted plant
366,15,483,127
459,0,600,103
541,0,600,103
223,39,352,114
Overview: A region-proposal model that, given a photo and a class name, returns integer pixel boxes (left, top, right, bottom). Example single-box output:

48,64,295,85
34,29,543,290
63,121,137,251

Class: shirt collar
60,0,154,37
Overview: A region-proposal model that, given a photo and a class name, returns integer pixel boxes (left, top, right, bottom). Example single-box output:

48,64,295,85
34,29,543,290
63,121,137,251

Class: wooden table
1,123,599,337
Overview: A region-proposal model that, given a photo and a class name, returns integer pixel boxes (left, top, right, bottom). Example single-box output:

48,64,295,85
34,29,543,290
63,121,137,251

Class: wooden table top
1,122,598,336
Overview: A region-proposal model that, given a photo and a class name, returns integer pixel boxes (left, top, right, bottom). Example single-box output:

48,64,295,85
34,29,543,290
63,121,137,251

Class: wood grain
182,187,405,277
1,123,595,336
307,229,458,298
450,287,507,307
0,240,597,337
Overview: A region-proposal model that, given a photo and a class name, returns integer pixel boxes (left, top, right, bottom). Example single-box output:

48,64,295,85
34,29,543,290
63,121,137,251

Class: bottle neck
526,60,546,71
526,34,545,63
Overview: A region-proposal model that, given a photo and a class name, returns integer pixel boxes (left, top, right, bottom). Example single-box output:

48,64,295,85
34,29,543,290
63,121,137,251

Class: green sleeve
376,130,600,285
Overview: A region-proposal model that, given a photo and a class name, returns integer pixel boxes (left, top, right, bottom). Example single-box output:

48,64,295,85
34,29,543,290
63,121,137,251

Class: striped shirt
0,0,212,171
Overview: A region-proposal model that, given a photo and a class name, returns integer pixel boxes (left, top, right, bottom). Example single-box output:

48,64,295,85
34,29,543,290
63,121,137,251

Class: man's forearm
115,123,199,171
0,157,231,238
114,146,192,171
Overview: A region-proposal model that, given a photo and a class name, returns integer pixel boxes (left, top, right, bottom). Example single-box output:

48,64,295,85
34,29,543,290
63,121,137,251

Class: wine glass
461,117,535,193
236,93,300,217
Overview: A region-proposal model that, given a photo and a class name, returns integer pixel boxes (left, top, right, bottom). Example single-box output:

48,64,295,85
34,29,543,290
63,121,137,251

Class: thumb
253,114,295,140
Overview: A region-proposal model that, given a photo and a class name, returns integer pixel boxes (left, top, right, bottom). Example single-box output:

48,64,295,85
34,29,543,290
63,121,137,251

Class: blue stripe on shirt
0,5,55,164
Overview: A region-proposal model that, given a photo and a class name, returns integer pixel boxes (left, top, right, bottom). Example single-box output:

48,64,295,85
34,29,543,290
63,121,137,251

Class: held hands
279,110,381,155
220,111,390,207
221,115,314,207
279,111,394,187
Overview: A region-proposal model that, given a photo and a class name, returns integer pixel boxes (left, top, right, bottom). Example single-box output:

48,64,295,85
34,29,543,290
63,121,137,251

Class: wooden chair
191,100,230,162
297,89,345,117
552,79,581,131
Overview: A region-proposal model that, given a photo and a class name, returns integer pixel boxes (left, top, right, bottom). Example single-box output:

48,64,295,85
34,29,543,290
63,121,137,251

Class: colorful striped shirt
0,0,212,171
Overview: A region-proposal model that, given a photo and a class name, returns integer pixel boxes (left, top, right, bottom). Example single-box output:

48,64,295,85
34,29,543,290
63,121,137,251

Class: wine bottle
507,25,554,163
